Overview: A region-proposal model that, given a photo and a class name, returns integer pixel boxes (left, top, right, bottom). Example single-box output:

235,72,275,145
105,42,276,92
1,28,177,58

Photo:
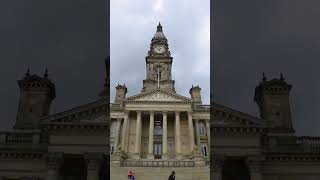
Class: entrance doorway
61,154,87,180
222,159,250,180
154,143,162,159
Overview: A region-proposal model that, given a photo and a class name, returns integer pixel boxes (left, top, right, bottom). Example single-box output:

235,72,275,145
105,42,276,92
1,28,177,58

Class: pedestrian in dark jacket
168,171,175,180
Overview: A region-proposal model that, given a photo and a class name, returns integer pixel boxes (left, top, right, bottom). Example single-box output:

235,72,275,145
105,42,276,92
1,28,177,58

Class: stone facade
0,59,109,180
110,23,210,173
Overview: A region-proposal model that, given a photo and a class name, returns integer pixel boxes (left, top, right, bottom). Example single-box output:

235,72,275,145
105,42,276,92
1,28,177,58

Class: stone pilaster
46,152,63,180
205,119,210,153
211,155,224,180
187,111,195,152
195,119,201,147
121,111,129,153
175,111,182,159
134,111,142,159
247,156,263,180
114,118,122,152
85,153,102,180
147,111,155,159
162,111,168,159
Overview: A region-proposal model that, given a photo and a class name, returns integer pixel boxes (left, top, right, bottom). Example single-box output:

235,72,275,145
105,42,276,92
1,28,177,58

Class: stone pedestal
46,152,63,180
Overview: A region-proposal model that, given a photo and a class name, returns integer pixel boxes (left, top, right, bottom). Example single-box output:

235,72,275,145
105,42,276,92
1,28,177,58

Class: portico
111,107,209,160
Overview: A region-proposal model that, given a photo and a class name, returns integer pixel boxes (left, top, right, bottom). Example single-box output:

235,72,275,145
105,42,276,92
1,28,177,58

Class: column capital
149,110,155,115
174,111,181,115
136,110,142,115
116,118,122,122
162,110,168,114
187,111,193,115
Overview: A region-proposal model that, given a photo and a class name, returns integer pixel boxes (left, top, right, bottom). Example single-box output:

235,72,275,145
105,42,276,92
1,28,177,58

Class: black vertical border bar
106,0,110,179
210,0,215,179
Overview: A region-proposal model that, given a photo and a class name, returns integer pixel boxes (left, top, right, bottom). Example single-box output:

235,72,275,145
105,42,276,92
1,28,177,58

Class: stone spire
153,22,166,40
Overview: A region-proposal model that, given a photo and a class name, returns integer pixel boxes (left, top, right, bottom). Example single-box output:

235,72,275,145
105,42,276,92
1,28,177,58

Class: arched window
199,122,206,136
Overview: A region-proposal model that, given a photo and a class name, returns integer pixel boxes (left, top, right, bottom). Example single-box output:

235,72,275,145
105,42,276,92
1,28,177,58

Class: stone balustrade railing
0,131,43,145
266,136,320,153
120,160,195,167
297,136,320,148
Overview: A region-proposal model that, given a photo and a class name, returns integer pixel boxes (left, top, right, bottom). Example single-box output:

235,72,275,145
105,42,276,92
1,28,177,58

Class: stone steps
110,165,210,180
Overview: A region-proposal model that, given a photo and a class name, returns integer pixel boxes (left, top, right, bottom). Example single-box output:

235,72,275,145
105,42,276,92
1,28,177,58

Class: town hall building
110,23,210,179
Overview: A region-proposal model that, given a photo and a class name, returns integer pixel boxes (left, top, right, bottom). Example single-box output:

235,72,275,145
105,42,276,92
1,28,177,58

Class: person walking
128,169,133,179
168,171,175,180
131,172,135,180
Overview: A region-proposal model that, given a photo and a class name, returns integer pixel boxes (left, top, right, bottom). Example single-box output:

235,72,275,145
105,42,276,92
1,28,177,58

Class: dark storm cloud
212,0,320,136
0,0,108,130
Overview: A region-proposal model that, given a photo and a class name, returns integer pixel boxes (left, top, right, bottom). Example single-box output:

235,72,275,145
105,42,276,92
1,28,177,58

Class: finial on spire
25,68,30,77
44,68,48,78
280,72,284,80
157,22,162,32
262,72,266,81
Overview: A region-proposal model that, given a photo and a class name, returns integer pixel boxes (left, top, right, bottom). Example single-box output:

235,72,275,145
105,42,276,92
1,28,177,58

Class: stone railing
0,131,43,145
297,136,320,151
192,104,210,112
120,160,195,167
266,136,320,154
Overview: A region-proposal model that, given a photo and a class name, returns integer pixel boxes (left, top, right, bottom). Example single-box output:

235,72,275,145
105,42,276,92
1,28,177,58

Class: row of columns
114,110,210,159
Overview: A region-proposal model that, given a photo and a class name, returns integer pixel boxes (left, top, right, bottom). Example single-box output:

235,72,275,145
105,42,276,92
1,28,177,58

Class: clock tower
143,23,175,92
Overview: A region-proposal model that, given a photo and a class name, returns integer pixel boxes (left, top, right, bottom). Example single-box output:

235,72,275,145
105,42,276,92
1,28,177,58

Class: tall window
110,145,115,155
199,122,206,136
110,121,117,137
200,144,208,157
154,125,162,135
154,144,162,155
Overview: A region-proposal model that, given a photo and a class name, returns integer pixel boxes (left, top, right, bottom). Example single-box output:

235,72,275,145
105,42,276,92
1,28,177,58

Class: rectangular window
110,145,115,155
200,145,207,157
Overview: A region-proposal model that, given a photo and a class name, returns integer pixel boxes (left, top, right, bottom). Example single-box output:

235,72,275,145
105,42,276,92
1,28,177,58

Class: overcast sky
212,0,320,136
110,0,210,104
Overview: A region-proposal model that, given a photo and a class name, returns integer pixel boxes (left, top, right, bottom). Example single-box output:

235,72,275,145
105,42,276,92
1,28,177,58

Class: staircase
110,164,210,180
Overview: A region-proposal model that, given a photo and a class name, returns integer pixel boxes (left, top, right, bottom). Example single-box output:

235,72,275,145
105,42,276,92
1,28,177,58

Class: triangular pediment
212,103,265,127
41,99,107,124
126,89,192,103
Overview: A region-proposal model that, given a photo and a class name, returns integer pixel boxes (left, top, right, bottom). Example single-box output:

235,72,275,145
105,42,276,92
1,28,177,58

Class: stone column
147,111,155,159
175,111,182,159
121,111,129,152
195,119,201,147
211,155,224,180
247,156,263,180
114,118,122,152
46,152,63,180
205,119,210,153
134,111,142,159
85,153,102,180
187,111,195,152
162,111,168,159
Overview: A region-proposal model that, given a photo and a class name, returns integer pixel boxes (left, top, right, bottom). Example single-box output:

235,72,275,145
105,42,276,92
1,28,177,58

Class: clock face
154,45,165,53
